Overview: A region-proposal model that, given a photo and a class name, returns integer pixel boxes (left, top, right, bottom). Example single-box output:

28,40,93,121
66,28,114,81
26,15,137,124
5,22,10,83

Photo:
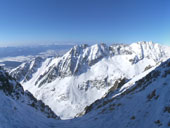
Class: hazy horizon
0,40,169,48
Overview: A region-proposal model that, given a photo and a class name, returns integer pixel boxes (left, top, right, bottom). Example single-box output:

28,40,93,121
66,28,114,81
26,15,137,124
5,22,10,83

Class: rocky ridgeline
0,67,59,119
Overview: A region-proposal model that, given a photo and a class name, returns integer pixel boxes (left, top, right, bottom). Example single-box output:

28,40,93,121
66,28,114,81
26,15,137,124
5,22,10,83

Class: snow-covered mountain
71,57,170,128
2,57,170,128
0,67,59,127
10,56,50,82
10,41,170,119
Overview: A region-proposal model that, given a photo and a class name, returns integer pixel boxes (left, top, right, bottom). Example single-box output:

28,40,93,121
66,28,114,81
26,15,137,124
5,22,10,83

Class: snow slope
0,67,59,128
71,58,170,128
10,41,170,119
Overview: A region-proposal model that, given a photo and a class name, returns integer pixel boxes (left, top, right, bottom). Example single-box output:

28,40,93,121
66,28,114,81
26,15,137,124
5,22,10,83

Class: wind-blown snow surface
0,68,59,128
10,41,170,119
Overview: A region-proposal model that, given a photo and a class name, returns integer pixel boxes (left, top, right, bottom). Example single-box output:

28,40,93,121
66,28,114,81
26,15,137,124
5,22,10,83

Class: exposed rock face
10,57,45,82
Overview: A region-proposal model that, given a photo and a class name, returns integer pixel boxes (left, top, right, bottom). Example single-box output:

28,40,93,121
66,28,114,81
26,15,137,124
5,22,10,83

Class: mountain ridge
9,41,170,119
0,67,59,118
71,58,170,128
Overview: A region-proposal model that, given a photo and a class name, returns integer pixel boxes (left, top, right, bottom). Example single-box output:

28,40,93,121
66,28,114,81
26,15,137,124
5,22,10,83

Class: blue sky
0,0,169,46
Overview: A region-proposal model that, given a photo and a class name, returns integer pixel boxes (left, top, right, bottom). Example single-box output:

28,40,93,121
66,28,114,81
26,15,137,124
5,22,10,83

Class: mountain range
9,41,170,119
1,41,170,127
